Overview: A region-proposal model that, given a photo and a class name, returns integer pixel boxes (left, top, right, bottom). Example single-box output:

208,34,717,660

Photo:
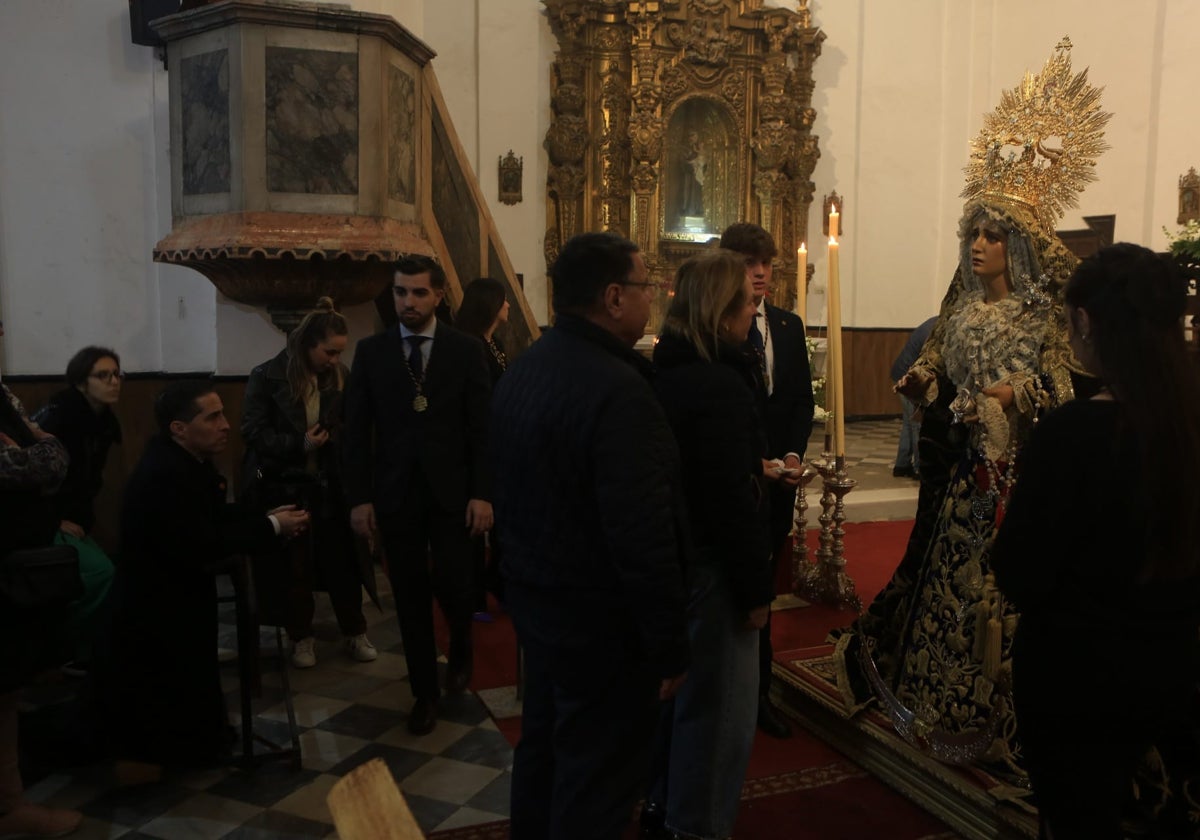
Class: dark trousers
508,583,660,840
280,517,366,640
759,484,795,694
377,474,474,702
1014,625,1199,840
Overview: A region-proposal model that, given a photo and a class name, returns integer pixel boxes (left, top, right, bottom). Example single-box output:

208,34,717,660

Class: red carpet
430,519,959,839
776,520,916,649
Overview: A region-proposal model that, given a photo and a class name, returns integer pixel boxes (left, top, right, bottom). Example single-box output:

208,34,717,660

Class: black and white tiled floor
20,418,908,839
803,419,922,521
21,582,514,839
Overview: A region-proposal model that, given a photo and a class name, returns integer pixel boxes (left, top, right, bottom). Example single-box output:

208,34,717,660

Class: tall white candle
827,235,845,457
796,243,807,322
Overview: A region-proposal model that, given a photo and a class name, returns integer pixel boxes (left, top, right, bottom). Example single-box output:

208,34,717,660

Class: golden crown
961,36,1111,233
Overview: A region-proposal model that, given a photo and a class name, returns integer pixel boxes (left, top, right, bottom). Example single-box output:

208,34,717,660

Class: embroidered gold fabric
833,37,1109,779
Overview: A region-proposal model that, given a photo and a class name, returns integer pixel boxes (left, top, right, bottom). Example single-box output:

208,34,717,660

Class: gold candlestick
789,463,819,596
799,452,861,611
797,447,835,602
824,455,862,612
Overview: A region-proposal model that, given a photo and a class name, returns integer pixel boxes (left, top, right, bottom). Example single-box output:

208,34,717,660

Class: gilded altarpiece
543,0,824,331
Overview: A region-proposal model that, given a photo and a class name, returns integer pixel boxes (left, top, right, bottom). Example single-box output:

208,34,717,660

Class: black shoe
757,696,792,739
639,801,671,839
445,650,474,694
892,465,917,479
407,698,439,735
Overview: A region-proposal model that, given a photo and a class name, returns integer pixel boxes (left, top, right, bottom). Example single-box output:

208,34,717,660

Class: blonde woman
242,298,375,668
644,249,771,840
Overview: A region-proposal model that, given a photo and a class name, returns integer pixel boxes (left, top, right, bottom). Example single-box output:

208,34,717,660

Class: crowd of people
0,206,1197,840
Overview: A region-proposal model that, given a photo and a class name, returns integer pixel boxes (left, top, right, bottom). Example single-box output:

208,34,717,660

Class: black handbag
0,544,83,609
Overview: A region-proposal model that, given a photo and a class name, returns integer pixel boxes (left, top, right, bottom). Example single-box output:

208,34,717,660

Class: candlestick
827,236,845,457
796,243,807,322
829,204,840,240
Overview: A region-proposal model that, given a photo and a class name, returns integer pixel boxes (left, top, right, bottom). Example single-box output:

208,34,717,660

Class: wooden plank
326,757,425,840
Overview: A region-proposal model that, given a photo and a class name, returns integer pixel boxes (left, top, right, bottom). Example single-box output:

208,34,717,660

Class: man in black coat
492,232,689,840
343,256,493,736
720,222,815,738
96,381,308,771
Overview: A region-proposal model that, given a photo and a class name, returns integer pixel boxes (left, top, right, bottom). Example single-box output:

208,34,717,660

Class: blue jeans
648,564,759,840
894,395,920,474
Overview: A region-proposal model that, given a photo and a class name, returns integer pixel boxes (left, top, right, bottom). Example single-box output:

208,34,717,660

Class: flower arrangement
806,335,829,421
1164,218,1200,281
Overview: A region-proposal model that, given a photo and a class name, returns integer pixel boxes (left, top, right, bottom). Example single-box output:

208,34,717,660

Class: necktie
747,314,765,355
406,335,427,379
747,314,770,393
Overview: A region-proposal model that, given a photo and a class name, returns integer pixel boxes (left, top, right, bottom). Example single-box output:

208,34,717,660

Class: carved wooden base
769,661,1038,840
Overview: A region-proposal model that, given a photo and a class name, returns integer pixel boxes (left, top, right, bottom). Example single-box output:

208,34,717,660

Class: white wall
423,0,555,325
1,0,1197,373
0,0,214,375
806,0,1200,329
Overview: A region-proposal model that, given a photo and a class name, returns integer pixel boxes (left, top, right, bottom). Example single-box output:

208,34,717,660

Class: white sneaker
345,633,378,662
291,636,317,669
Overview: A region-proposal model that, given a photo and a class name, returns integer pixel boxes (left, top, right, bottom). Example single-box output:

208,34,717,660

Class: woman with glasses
643,249,771,840
241,297,375,669
33,346,123,676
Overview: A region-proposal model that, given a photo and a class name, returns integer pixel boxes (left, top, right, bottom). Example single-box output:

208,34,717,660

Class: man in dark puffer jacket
492,232,690,840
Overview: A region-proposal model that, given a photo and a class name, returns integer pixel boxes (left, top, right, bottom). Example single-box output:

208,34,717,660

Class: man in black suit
98,381,309,773
343,255,493,736
719,222,815,738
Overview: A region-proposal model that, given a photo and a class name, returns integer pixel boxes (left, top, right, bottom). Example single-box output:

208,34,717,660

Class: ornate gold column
545,51,588,269
543,0,825,324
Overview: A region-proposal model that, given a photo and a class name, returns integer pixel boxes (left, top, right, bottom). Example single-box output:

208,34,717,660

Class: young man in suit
343,256,493,735
719,223,816,738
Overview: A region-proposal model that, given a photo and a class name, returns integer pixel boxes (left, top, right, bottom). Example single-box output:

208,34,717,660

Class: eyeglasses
622,281,661,293
89,371,125,383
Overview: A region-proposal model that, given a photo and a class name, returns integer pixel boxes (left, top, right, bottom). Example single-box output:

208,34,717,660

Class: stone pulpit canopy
152,0,538,347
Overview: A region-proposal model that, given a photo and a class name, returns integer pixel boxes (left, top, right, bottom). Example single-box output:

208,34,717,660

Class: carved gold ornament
961,37,1110,233
1178,167,1199,225
498,150,523,206
543,0,824,325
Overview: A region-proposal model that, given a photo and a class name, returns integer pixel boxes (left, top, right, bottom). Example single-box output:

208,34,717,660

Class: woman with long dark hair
455,277,510,384
33,346,123,675
992,244,1200,838
242,297,375,668
455,277,509,613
